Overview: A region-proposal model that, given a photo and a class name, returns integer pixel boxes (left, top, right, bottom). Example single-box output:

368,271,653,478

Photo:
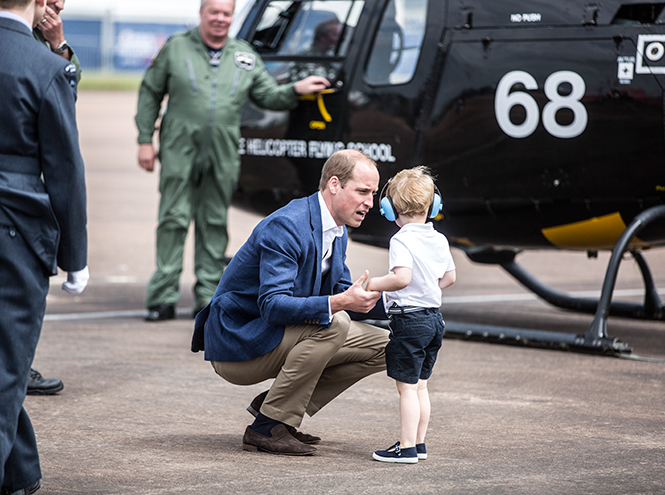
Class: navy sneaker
373,442,418,464
416,443,427,460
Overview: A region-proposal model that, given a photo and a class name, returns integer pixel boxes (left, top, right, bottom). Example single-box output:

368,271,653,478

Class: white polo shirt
384,222,456,309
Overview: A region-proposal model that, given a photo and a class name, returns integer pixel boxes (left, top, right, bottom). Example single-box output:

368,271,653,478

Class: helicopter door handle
316,93,332,122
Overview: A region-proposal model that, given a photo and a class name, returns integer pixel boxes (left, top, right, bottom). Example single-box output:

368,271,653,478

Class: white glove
62,266,90,294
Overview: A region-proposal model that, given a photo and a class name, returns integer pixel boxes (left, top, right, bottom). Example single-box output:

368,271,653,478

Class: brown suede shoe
285,425,321,445
247,391,321,444
242,425,317,455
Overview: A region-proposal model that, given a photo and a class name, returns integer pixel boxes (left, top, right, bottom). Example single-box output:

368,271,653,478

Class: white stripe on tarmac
44,307,192,322
43,289,665,321
440,288,665,304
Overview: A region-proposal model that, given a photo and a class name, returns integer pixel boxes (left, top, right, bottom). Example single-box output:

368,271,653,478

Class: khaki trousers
212,311,389,428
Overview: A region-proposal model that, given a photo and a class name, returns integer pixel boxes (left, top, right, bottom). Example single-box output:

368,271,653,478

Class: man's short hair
319,149,377,191
200,0,235,11
0,0,32,9
385,166,436,217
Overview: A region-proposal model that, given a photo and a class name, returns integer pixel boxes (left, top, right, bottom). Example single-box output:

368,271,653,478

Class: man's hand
39,6,68,57
330,270,382,314
62,266,89,294
138,143,157,172
293,76,331,95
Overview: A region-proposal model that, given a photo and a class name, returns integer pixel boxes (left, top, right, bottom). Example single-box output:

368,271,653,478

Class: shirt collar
0,11,32,30
318,192,344,237
399,222,433,232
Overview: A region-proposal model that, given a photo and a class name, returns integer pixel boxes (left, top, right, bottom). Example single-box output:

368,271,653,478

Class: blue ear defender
379,178,443,221
380,195,397,221
428,187,443,218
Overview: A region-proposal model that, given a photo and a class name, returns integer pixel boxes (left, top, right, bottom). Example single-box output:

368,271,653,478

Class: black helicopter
229,0,665,355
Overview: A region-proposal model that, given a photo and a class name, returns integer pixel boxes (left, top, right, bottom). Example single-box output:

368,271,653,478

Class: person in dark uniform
26,0,80,397
0,0,88,493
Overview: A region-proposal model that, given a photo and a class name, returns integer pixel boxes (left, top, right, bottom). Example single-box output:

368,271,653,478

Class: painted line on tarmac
43,288,665,321
44,307,192,322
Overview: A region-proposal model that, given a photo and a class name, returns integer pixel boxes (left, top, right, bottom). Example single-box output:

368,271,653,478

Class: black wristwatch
52,40,68,55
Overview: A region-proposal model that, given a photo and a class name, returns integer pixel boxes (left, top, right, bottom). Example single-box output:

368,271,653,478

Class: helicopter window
611,3,665,24
365,0,427,86
250,1,363,83
252,3,360,54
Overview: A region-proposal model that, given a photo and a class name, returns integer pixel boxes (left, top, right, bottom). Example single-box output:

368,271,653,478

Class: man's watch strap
52,40,68,55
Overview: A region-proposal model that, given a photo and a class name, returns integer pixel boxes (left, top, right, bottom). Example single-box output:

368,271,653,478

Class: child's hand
330,271,381,314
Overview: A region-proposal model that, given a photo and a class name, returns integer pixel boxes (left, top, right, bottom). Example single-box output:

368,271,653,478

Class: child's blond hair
385,166,436,217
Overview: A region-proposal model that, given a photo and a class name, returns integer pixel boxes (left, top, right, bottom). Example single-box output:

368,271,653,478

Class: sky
64,0,251,22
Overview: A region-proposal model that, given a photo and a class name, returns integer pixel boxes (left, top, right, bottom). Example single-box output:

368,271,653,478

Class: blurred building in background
62,0,250,72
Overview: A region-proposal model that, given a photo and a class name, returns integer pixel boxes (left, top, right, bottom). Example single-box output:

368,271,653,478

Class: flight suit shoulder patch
235,51,255,70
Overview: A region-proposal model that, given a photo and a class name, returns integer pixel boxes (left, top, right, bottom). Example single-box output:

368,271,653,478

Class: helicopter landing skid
460,205,665,356
442,321,631,356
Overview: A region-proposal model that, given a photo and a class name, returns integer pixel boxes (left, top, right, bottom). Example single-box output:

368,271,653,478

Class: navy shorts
385,307,445,384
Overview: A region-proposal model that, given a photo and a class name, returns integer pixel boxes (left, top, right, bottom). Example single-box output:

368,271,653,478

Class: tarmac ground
26,91,665,494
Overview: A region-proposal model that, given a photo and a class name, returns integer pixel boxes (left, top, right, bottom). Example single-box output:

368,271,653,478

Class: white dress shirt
318,192,344,275
318,192,344,322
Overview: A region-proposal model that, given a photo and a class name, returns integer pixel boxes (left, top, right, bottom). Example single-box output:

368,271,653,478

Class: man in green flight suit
135,0,330,321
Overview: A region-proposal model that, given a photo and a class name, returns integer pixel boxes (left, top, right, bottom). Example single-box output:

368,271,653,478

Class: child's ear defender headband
379,178,443,222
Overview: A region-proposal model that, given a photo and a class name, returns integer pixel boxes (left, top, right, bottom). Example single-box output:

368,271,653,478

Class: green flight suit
135,28,299,311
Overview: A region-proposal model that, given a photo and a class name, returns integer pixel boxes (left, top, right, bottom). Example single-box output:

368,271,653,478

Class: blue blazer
192,193,353,362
